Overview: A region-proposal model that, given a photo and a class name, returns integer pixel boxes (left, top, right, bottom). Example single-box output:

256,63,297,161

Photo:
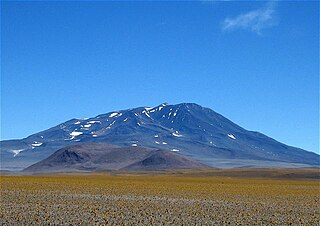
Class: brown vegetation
1,169,319,225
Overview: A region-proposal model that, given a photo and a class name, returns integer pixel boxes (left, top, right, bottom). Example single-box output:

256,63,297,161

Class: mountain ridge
1,102,318,170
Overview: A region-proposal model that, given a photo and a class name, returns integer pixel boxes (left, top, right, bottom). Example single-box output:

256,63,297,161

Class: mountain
24,143,207,172
1,103,319,170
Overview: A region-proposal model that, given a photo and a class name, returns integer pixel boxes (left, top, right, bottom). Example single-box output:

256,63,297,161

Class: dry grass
1,171,319,225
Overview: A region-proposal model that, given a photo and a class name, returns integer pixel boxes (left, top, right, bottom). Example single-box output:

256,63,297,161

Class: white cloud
222,2,277,35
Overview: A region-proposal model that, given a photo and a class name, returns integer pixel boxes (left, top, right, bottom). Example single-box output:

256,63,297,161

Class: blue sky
1,1,319,153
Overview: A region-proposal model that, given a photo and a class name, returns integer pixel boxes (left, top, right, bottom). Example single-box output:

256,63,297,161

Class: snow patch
74,121,81,125
209,141,216,146
88,120,101,124
228,134,236,140
11,149,24,157
32,142,43,147
109,112,119,118
123,118,128,122
142,110,152,118
84,124,91,128
158,103,167,111
70,131,83,140
78,118,89,120
107,120,116,129
131,144,138,147
162,142,167,145
70,131,83,136
155,141,160,144
92,134,98,137
171,149,179,152
154,135,159,138
172,131,182,137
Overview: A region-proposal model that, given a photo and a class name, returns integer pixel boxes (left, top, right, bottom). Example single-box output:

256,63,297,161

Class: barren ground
1,169,319,225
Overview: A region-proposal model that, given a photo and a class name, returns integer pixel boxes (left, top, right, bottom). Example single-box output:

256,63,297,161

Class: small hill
24,143,208,172
123,150,207,170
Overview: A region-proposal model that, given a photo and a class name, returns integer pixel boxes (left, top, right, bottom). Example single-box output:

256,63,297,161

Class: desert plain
0,168,319,225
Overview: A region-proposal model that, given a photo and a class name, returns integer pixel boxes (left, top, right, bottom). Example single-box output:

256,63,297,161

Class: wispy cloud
221,2,277,35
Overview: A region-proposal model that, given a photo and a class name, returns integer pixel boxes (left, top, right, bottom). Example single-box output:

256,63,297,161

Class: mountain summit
1,103,318,170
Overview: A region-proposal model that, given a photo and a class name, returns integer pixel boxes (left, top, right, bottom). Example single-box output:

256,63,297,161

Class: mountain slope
24,143,207,172
1,103,319,170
